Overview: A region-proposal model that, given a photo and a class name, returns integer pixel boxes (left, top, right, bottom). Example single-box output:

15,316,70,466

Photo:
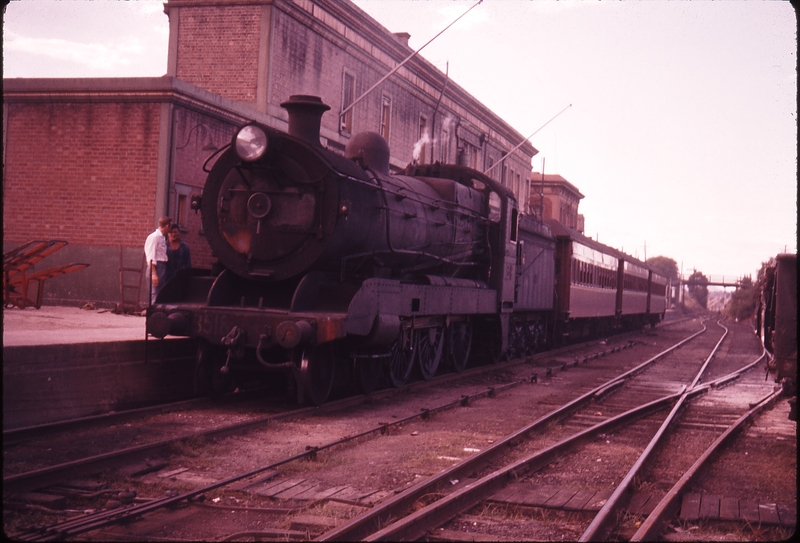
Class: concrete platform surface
3,305,145,347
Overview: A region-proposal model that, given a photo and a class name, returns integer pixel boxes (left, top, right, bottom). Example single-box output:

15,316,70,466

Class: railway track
5,318,791,541
2,390,272,447
2,330,638,497
319,320,789,541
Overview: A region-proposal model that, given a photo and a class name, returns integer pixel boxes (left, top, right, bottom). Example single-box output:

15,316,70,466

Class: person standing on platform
165,223,192,285
144,216,171,304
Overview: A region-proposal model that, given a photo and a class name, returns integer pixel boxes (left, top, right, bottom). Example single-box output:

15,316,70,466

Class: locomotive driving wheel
476,321,508,364
386,331,414,388
299,343,336,406
526,321,544,355
194,340,232,397
354,358,382,394
416,327,445,380
510,322,527,359
445,319,473,373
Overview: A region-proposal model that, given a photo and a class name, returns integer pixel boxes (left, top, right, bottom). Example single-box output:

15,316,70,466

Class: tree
756,259,773,285
645,256,679,281
727,275,757,321
646,256,679,305
687,270,709,309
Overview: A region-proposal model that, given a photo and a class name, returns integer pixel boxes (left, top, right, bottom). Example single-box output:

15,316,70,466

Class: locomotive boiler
147,94,665,405
202,96,489,284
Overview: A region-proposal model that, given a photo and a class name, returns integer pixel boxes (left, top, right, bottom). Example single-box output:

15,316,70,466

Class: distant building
3,0,537,307
529,172,585,234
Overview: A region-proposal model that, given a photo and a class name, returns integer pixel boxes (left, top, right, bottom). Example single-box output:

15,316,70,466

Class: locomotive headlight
235,125,268,161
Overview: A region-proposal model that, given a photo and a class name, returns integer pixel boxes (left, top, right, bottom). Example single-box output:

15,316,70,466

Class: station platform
2,305,146,347
3,305,196,429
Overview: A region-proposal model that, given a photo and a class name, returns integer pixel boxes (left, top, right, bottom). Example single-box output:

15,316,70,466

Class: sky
3,0,796,282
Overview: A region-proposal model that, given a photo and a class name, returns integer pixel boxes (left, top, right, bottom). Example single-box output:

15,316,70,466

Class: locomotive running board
345,277,497,337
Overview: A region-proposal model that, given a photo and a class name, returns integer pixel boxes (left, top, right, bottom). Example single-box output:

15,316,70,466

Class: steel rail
2,391,271,445
2,358,514,493
630,385,783,541
8,331,685,540
689,320,729,389
362,389,689,541
367,320,752,542
16,446,319,542
10,377,535,542
3,402,323,495
317,323,708,541
3,398,203,444
580,320,730,541
347,321,759,542
3,333,633,494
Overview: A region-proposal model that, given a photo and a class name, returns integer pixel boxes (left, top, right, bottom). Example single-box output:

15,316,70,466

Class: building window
416,115,428,164
510,208,518,242
441,125,451,163
177,194,187,227
462,142,478,170
340,72,355,135
379,95,391,141
174,183,193,230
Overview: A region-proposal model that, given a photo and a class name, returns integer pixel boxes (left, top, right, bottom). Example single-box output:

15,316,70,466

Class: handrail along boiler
147,95,667,405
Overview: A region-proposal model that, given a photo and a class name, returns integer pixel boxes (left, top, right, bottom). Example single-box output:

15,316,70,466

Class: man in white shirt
144,216,172,304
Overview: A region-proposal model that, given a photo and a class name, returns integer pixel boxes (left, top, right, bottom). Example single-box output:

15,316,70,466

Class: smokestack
280,95,330,146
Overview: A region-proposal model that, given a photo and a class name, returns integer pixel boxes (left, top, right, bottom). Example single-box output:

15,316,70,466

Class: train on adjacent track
147,95,667,405
757,252,797,420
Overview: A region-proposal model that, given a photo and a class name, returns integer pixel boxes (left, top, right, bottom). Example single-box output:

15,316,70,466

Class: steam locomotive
147,95,667,405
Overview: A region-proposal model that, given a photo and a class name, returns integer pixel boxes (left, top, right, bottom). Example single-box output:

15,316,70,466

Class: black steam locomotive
147,95,667,405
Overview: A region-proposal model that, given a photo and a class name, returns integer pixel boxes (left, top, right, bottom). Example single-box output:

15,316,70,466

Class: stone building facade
3,0,537,307
529,172,585,233
165,0,536,189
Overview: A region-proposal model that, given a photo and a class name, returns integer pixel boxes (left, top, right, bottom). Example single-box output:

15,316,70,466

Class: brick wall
3,101,161,248
170,107,239,270
176,4,262,103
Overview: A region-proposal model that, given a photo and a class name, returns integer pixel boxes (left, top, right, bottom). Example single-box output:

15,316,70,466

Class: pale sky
3,0,797,281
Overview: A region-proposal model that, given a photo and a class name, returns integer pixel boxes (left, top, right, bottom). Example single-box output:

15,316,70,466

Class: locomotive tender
147,95,667,405
757,253,797,419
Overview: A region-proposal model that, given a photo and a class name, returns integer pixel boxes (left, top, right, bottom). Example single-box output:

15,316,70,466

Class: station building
529,172,585,234
3,0,537,308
